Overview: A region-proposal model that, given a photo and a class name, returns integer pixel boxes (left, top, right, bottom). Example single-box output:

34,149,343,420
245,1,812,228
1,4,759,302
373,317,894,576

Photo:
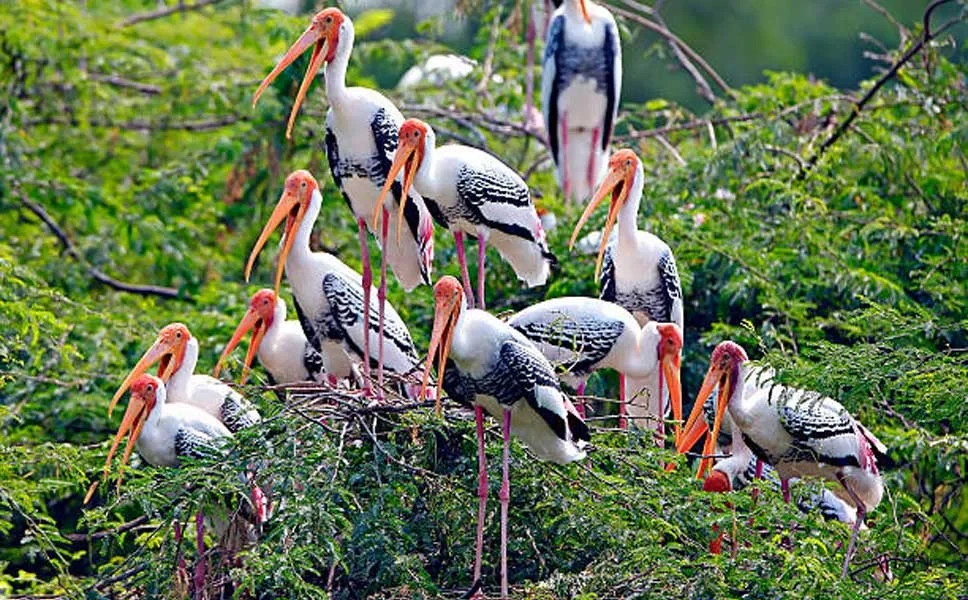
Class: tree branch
802,0,960,175
27,115,245,132
119,0,228,28
88,72,162,96
650,7,716,104
17,193,184,300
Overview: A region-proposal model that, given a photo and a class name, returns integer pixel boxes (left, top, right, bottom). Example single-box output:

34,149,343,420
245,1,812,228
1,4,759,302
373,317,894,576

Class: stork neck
632,322,660,377
617,168,644,244
565,0,592,21
413,138,439,201
168,337,198,399
146,387,166,428
260,299,288,358
445,298,472,363
286,189,322,270
323,22,354,106
726,361,753,426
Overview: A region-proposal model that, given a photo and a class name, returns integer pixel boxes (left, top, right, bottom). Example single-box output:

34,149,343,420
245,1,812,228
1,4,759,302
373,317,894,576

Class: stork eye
626,159,632,166
175,331,182,339
325,16,333,23
301,181,307,189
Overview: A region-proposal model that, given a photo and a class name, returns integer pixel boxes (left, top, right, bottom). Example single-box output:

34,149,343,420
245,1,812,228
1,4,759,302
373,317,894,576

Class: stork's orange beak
421,279,463,415
110,336,182,417
85,377,158,503
661,351,682,445
680,363,732,479
245,188,307,297
253,25,329,139
569,162,633,280
214,308,266,384
579,0,591,24
373,134,424,243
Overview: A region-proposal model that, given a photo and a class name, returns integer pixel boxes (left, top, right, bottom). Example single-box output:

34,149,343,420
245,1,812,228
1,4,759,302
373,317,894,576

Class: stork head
374,118,432,242
655,323,683,444
252,7,350,139
245,170,319,297
679,341,749,478
569,149,641,280
110,323,191,418
214,289,279,384
85,374,165,503
421,276,465,415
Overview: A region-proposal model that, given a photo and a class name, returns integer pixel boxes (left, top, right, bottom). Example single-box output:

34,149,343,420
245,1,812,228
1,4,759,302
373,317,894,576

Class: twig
654,134,686,166
861,0,910,41
650,7,716,104
764,144,806,174
17,192,183,300
65,515,150,542
476,8,502,94
607,3,732,96
88,73,162,96
119,0,228,28
802,0,959,175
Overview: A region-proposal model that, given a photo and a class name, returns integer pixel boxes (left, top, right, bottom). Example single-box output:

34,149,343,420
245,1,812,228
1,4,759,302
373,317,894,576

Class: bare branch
119,0,229,28
650,7,716,104
16,192,184,300
802,0,960,175
88,73,162,96
65,516,150,542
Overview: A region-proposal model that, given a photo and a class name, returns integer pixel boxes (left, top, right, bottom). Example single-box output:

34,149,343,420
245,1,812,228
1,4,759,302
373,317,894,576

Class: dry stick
606,3,732,97
650,7,716,104
88,72,162,96
65,515,149,542
17,193,183,300
119,0,229,28
801,0,959,176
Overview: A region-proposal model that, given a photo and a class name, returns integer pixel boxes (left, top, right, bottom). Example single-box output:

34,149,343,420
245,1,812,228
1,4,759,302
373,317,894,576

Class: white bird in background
111,323,262,435
244,170,421,399
422,276,589,599
253,7,435,399
375,118,555,310
680,341,888,578
508,296,682,437
542,0,622,204
214,288,327,386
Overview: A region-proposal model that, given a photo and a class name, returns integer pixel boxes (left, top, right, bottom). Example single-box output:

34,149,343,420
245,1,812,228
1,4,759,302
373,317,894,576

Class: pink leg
781,478,791,504
454,231,475,308
356,219,373,397
476,234,487,310
193,512,206,599
377,209,389,402
499,408,511,599
561,115,570,201
837,473,868,579
618,373,627,430
574,379,586,419
754,459,764,480
587,127,600,191
174,520,189,590
473,406,487,591
656,367,665,441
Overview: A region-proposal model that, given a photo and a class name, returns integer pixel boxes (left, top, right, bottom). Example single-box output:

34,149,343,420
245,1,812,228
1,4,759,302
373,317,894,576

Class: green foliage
1,0,967,598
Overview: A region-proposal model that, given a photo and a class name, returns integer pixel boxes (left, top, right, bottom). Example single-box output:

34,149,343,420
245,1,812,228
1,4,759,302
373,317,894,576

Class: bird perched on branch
422,276,588,598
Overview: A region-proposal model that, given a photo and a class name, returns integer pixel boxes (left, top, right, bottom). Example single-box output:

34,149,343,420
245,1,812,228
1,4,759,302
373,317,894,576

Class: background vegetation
1,0,966,598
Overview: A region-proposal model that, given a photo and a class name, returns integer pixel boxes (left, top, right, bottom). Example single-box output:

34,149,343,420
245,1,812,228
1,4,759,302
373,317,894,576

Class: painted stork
507,296,681,437
569,149,683,330
253,7,435,398
111,323,262,434
244,170,421,400
681,341,888,578
542,0,622,204
214,288,327,386
87,375,264,586
374,118,555,310
422,276,589,598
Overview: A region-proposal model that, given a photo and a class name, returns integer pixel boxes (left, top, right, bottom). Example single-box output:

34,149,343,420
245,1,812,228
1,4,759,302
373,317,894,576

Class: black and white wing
322,272,419,371
174,420,232,461
457,164,549,251
440,358,475,407
510,309,625,376
774,389,863,468
598,245,617,302
303,343,326,383
219,388,262,433
642,249,683,327
324,125,355,213
491,340,590,444
542,13,566,166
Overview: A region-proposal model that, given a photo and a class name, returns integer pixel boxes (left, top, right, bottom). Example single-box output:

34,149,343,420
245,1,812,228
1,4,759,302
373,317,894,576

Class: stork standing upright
111,323,262,435
422,276,589,598
507,296,682,436
542,0,622,203
253,7,435,398
375,118,554,310
244,170,421,400
214,288,327,386
569,149,683,430
681,341,888,578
